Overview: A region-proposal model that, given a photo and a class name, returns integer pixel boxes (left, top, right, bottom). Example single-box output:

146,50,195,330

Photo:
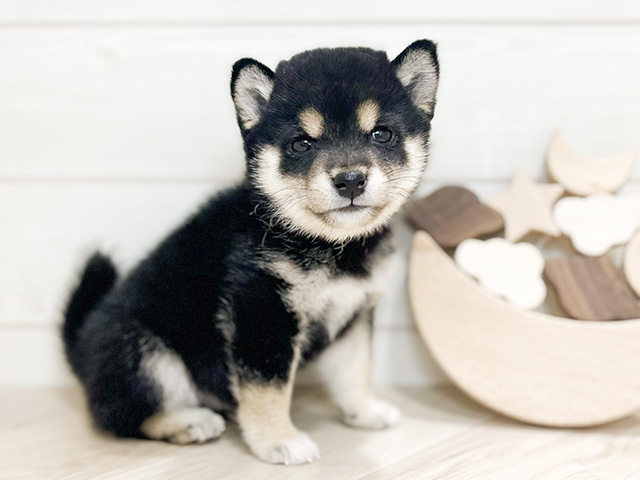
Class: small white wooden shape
455,238,546,310
624,230,640,298
553,193,640,256
409,231,640,427
487,171,564,242
547,131,635,196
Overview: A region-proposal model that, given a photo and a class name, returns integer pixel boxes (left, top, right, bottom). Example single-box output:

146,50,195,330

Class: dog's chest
271,252,397,339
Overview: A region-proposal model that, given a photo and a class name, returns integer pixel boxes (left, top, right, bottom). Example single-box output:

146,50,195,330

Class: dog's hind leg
78,315,225,444
137,340,226,444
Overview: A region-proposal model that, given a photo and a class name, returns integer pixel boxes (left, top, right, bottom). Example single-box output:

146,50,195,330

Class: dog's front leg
229,286,319,465
314,307,402,429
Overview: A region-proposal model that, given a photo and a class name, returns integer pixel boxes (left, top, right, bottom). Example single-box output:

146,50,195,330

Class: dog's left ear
231,58,275,131
392,40,440,118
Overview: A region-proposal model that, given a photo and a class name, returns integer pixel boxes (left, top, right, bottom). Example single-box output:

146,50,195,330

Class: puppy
62,40,439,465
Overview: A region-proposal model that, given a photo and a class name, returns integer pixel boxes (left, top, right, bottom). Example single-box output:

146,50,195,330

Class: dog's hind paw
140,407,226,445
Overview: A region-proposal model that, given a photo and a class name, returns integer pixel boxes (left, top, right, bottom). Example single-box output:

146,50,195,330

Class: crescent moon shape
409,231,640,427
547,131,635,196
624,230,640,298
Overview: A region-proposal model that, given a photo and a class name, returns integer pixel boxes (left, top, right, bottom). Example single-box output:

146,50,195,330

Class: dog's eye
371,127,392,143
291,138,313,153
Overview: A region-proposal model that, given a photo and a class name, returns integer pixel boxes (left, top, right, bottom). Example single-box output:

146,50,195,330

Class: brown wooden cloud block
545,256,640,321
405,186,504,248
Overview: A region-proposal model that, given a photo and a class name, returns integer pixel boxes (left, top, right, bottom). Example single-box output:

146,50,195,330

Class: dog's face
231,40,439,242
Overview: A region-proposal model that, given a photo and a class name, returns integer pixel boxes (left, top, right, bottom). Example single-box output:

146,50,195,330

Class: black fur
62,41,439,441
63,252,117,367
243,47,432,180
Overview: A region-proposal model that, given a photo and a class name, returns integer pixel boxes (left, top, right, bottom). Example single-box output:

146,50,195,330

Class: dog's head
231,40,439,243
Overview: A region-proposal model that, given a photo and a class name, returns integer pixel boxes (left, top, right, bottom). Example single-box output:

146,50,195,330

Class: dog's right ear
231,58,275,132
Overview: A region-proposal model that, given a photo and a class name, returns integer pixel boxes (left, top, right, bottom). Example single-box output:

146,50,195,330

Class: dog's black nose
333,171,367,200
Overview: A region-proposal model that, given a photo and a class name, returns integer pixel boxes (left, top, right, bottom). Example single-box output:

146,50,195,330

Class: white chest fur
270,252,398,339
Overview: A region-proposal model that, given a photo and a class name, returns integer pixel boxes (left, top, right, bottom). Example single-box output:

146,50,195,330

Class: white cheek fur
252,139,428,243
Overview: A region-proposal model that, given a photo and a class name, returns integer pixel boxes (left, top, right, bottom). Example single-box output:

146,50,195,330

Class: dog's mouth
328,204,369,213
317,204,382,225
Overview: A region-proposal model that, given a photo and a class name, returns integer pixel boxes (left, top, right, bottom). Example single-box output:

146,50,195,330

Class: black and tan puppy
62,40,439,465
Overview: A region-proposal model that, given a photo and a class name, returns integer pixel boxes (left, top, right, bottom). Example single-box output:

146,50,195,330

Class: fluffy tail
62,252,118,358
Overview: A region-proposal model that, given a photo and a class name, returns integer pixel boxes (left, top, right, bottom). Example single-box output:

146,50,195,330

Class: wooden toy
405,186,504,248
545,256,640,321
553,193,640,256
487,171,564,242
455,238,546,310
409,231,640,427
624,230,640,298
547,131,635,196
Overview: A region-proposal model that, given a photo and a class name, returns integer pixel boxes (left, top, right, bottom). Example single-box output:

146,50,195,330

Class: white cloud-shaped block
455,238,546,310
553,193,640,256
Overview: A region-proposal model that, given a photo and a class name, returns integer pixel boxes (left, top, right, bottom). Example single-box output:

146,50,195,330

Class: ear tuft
230,58,275,131
392,40,440,117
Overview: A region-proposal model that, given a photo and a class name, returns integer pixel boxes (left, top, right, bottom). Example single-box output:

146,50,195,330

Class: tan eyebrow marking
298,107,325,139
356,100,380,133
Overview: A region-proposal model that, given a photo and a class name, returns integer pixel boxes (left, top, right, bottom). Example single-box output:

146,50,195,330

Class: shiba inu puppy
62,39,439,465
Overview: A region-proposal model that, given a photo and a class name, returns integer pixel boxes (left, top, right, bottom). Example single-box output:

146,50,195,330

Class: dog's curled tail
62,252,118,356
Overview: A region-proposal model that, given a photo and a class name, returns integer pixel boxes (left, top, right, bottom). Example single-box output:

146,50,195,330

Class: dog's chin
271,198,396,243
309,205,389,242
321,205,376,225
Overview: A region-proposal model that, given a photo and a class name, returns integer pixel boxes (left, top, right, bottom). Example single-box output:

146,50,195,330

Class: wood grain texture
409,231,640,427
405,186,503,248
2,385,640,480
545,256,640,321
0,180,502,329
0,324,445,387
487,172,563,241
624,230,640,297
1,26,640,181
0,385,493,480
1,0,640,23
3,1,640,393
0,182,218,326
547,131,635,196
361,411,640,480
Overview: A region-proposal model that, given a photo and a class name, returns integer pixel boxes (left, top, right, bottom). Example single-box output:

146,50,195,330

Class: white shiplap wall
1,1,640,386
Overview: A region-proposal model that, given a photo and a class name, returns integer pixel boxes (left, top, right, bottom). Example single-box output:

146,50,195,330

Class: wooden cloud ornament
409,231,640,427
553,194,640,257
405,186,504,248
455,238,546,310
547,131,635,196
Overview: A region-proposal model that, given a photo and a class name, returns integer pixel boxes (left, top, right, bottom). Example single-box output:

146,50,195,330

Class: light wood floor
1,385,639,480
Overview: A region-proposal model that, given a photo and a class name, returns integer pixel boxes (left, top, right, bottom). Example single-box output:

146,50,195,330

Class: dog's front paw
343,399,402,429
250,431,320,466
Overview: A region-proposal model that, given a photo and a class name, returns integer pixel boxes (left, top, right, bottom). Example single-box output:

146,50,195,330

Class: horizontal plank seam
2,177,640,184
0,323,418,331
1,20,640,28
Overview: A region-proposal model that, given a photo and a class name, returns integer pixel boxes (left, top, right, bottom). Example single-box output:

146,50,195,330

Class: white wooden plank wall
1,1,639,386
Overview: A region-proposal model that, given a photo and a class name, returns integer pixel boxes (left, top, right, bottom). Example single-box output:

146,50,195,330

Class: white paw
343,399,402,429
141,408,226,445
250,431,320,466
